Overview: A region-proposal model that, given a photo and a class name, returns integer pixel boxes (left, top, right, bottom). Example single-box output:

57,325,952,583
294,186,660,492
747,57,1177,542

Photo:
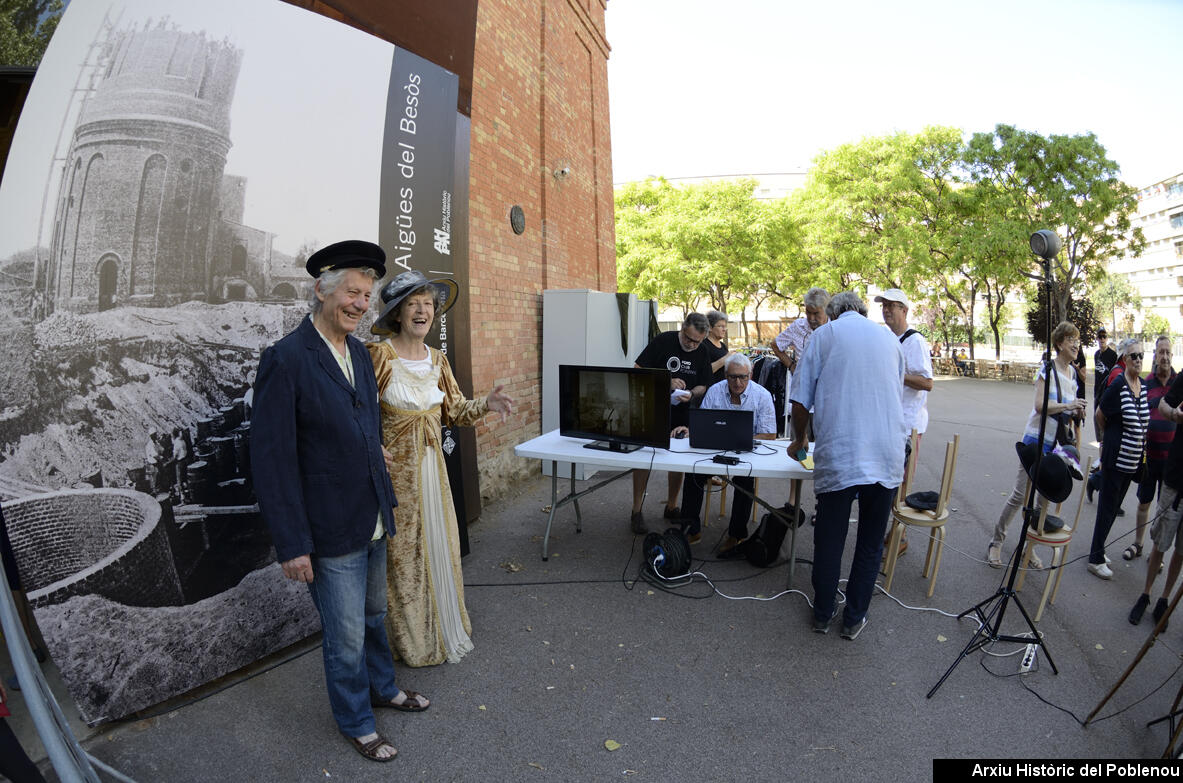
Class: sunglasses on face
1128,353,1143,360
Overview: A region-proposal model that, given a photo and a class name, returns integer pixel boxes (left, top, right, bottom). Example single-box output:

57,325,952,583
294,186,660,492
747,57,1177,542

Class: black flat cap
305,240,386,278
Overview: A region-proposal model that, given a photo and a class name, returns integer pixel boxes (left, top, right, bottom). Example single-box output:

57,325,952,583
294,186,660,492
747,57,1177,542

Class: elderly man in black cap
251,240,428,763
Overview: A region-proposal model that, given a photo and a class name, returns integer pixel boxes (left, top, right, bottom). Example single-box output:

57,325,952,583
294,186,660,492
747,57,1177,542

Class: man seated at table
672,354,777,549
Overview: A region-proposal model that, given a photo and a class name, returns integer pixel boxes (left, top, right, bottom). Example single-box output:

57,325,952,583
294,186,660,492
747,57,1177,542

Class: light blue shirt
789,310,906,494
700,378,777,436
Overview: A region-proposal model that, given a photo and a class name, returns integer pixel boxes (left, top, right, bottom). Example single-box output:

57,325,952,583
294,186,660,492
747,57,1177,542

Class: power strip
1019,643,1037,675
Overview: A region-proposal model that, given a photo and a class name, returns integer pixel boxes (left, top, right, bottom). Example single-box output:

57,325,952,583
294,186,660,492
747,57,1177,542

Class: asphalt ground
14,373,1183,781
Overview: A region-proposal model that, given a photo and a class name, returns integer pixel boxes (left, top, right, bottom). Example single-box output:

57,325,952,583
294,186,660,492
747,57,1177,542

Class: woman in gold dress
367,271,514,666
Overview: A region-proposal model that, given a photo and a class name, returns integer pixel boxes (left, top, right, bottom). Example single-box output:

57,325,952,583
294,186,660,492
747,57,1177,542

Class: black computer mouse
674,430,687,439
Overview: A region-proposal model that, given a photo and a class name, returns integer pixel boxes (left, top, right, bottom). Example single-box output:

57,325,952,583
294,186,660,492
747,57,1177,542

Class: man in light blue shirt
788,291,905,641
675,354,777,549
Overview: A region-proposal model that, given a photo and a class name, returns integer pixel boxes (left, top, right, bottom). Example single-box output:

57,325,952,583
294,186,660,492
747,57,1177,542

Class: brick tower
46,21,242,312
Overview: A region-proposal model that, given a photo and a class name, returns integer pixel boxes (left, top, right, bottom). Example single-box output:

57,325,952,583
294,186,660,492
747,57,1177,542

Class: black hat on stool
1015,441,1074,504
305,240,387,278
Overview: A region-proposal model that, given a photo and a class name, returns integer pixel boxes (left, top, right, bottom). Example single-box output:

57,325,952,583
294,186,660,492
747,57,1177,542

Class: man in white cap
874,288,933,558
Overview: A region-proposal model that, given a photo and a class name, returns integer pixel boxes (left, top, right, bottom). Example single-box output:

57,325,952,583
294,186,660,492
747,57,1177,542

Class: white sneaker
1104,553,1112,565
1087,562,1113,580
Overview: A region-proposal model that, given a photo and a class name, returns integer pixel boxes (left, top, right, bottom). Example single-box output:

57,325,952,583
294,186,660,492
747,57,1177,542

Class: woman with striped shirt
1088,341,1149,579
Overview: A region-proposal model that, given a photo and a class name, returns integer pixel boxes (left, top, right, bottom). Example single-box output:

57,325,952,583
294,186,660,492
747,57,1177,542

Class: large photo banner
0,0,459,724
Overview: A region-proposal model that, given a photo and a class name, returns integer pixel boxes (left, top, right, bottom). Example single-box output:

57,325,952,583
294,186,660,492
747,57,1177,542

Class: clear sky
606,0,1183,189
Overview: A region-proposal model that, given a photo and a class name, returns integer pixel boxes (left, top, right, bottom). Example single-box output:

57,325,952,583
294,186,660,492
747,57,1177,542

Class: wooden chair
1015,457,1092,622
883,432,960,598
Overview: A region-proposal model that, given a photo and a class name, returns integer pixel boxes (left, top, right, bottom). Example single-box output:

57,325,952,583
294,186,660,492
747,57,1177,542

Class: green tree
740,194,811,344
1142,313,1171,340
615,178,767,322
953,178,1032,359
615,178,697,315
799,131,930,289
964,124,1145,325
0,0,63,67
798,126,1011,359
1025,281,1101,348
1088,272,1142,336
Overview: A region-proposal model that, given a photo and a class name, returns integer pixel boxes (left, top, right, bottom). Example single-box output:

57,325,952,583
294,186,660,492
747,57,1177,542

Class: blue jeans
812,483,895,628
308,538,399,736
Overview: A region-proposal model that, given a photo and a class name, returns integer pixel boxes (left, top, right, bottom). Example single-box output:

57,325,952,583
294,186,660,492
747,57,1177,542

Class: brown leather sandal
348,734,398,762
372,690,430,713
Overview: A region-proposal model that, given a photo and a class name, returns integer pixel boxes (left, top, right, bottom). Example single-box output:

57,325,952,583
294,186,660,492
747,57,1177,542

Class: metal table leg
539,462,634,561
718,475,802,588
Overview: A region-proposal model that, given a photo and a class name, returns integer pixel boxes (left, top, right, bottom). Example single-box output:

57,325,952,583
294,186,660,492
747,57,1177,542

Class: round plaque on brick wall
509,205,526,235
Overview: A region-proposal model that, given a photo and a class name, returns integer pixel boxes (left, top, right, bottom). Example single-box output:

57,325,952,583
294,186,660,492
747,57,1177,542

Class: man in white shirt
875,288,933,558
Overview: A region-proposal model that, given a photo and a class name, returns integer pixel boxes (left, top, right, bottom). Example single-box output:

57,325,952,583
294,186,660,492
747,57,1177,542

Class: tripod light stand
927,229,1065,698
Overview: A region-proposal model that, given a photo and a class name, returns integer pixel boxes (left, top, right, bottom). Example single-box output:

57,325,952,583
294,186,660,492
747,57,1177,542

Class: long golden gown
367,340,489,666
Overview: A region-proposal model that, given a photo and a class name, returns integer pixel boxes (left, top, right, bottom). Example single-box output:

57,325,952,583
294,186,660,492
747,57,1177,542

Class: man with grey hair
789,291,905,641
672,353,778,551
771,287,831,371
252,240,427,763
630,313,713,536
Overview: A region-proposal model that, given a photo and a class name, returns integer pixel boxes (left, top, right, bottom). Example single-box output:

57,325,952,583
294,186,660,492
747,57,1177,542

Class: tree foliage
615,177,810,339
0,0,63,67
1025,281,1101,349
615,124,1144,358
964,124,1145,325
1142,313,1171,340
1088,272,1142,336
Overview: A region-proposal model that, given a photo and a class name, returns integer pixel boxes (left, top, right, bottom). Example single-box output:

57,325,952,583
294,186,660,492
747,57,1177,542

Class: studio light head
1030,229,1062,261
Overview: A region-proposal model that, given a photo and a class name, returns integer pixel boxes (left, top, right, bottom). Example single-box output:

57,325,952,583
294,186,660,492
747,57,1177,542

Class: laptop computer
688,408,754,452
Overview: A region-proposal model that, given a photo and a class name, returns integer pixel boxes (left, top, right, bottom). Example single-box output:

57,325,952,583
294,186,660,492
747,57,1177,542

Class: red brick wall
467,0,614,493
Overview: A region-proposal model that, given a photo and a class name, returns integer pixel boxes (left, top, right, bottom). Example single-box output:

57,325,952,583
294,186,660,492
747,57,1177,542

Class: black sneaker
1129,594,1150,625
812,608,837,634
840,617,868,641
663,505,681,519
1153,597,1170,629
629,511,646,535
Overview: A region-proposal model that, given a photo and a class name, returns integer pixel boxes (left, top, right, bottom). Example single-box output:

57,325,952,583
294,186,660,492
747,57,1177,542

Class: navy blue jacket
250,316,397,562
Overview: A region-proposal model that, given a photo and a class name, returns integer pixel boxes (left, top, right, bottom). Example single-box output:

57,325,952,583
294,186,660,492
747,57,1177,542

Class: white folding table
514,430,814,586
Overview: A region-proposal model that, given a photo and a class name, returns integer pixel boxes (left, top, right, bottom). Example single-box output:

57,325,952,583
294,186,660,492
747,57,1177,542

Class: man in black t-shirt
1093,328,1117,440
629,313,712,537
1093,329,1117,401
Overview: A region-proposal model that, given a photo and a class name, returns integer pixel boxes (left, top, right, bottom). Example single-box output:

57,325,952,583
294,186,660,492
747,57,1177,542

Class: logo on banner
434,191,452,255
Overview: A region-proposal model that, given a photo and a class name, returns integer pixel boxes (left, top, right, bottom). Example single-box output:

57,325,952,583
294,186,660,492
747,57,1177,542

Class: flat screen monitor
559,364,671,452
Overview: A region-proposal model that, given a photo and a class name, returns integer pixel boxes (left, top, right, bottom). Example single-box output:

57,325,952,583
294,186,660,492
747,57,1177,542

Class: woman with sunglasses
1088,339,1149,579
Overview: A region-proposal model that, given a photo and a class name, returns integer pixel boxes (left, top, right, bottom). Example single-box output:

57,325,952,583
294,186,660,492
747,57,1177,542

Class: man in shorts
1129,348,1183,628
